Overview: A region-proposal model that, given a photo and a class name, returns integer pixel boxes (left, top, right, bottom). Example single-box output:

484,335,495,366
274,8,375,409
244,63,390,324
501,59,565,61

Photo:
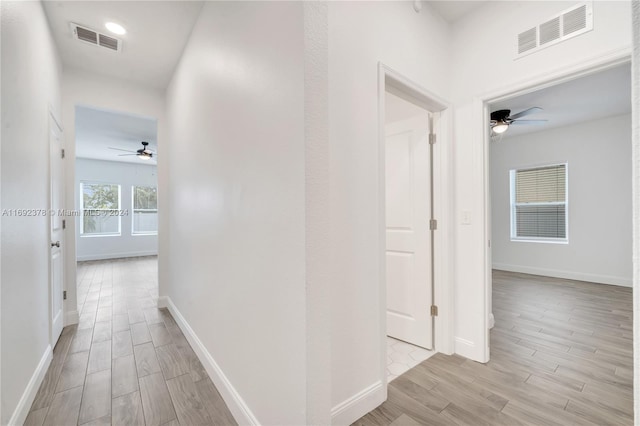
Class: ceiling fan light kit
492,122,509,134
108,141,155,160
490,107,547,135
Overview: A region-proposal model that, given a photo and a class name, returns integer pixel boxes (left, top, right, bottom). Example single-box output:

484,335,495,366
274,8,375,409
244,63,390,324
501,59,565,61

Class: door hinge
429,133,436,144
429,219,438,230
430,305,438,316
62,219,66,229
61,149,65,159
63,290,67,300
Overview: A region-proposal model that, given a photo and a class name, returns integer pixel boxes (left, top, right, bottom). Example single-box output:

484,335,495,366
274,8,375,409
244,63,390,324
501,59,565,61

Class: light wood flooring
25,256,237,426
355,270,634,425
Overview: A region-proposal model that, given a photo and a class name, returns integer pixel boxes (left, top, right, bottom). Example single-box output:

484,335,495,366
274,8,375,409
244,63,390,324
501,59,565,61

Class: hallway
25,257,236,426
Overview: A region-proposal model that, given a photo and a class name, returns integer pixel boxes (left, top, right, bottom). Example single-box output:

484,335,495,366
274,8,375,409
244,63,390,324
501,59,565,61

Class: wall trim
76,251,158,262
163,297,259,425
454,337,478,360
488,313,495,329
331,380,385,426
64,309,79,326
8,345,53,426
493,263,632,287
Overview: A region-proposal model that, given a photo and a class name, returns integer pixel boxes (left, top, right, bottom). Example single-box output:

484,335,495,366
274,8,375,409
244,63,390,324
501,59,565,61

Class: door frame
377,63,454,388
48,106,64,347
476,48,632,362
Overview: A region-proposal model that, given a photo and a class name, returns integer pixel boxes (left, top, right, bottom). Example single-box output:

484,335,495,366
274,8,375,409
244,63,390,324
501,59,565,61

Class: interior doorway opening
378,64,453,387
482,60,634,423
73,105,159,329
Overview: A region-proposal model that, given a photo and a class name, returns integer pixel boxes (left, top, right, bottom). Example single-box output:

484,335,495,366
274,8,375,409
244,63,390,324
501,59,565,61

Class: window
132,186,158,234
81,183,121,236
510,163,567,242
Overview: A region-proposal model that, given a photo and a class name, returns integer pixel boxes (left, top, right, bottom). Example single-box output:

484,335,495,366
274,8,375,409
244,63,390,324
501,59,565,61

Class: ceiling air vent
515,2,592,59
76,26,97,44
70,23,122,52
98,34,119,51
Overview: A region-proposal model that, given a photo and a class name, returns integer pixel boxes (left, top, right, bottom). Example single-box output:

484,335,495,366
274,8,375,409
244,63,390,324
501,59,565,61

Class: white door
49,113,64,345
385,113,433,349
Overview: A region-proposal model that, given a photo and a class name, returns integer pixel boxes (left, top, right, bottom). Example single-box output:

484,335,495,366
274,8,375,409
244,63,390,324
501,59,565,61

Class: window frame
79,181,122,237
131,185,158,236
509,162,569,244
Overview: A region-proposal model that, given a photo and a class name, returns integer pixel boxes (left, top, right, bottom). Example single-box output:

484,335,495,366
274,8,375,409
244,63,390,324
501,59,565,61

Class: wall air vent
70,23,122,52
518,27,537,54
539,17,561,45
515,2,592,59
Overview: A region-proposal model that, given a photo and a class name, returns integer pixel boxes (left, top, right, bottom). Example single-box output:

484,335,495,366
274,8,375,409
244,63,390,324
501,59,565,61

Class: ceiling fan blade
509,107,542,120
511,119,548,125
109,147,136,153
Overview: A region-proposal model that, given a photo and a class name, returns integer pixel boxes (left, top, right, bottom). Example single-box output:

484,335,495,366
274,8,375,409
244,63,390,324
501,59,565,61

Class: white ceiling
427,1,488,23
42,1,203,89
490,64,631,139
76,106,158,164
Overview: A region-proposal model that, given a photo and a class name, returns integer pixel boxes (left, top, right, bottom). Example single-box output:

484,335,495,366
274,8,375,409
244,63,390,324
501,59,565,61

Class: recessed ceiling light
105,22,126,35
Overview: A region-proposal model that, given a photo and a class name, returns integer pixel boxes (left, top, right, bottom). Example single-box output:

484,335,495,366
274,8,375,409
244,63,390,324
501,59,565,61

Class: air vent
76,26,97,44
539,17,560,45
518,28,537,54
563,4,587,36
515,2,592,59
70,23,122,52
99,34,119,51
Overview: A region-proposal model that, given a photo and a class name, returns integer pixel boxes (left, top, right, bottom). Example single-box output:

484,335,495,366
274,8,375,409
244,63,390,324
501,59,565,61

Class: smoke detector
70,23,122,52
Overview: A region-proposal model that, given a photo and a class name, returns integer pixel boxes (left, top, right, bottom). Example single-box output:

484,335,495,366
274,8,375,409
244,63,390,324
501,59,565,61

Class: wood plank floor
355,270,634,425
26,257,237,426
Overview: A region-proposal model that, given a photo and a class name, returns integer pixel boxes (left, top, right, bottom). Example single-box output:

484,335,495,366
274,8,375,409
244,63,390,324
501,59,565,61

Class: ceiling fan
109,141,155,160
490,107,547,134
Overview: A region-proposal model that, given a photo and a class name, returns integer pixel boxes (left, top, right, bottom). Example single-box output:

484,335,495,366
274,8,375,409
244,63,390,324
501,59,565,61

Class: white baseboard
454,336,484,361
492,263,632,287
330,380,385,426
157,296,169,309
64,309,79,326
8,345,53,426
76,251,158,262
163,297,259,425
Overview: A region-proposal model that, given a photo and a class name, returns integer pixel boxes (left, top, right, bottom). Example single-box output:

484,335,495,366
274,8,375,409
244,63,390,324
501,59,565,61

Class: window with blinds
510,163,568,241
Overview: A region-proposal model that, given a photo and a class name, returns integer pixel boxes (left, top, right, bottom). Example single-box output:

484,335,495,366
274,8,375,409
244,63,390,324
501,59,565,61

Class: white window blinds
511,164,567,240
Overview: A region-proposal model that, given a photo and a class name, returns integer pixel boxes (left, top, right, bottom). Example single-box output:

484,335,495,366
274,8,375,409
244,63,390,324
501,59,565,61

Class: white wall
75,158,158,261
0,1,62,423
61,68,166,325
491,114,632,286
165,2,307,424
450,0,632,361
327,2,451,423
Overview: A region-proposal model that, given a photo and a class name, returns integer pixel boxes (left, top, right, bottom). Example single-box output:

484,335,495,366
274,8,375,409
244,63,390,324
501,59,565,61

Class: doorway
482,62,633,422
73,106,159,322
379,65,453,384
481,56,633,354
